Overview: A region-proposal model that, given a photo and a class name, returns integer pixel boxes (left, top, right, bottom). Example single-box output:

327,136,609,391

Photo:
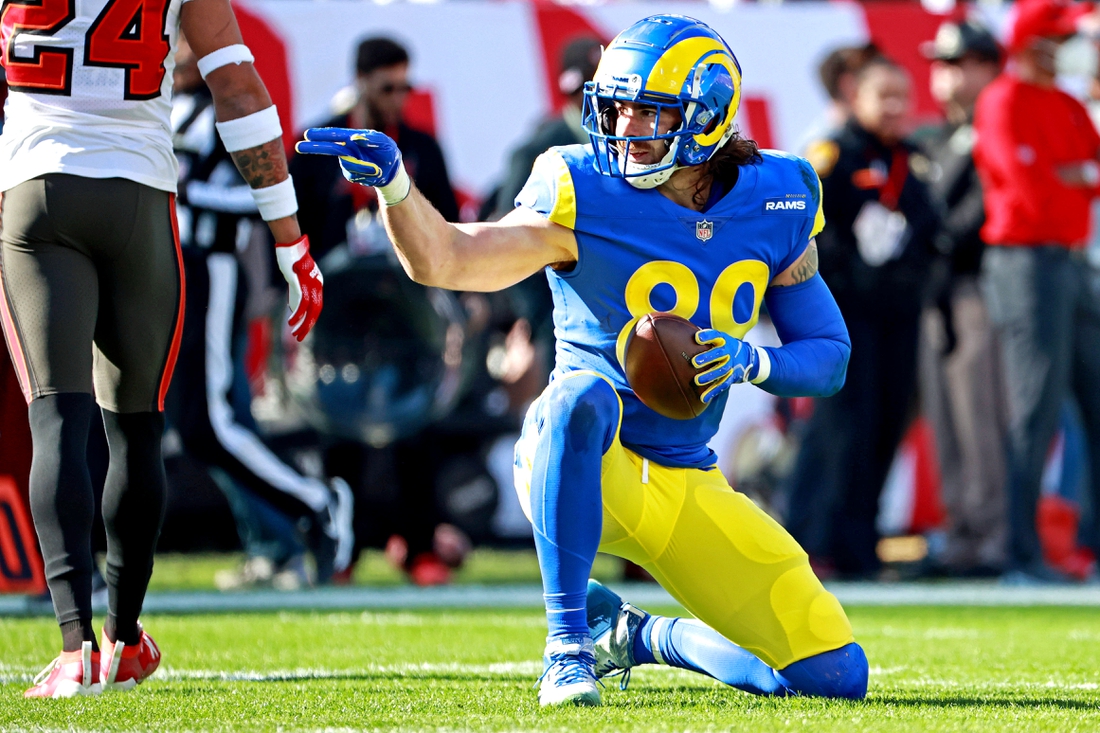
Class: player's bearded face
613,102,683,165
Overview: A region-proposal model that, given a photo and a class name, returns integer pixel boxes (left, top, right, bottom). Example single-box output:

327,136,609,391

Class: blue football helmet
582,14,743,189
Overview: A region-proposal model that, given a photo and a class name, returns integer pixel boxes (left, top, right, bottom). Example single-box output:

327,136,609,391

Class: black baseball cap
558,37,602,96
356,37,410,76
921,20,1002,63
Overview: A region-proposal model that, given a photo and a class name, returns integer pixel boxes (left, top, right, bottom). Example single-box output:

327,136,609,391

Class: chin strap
624,163,681,189
619,137,684,189
621,155,683,189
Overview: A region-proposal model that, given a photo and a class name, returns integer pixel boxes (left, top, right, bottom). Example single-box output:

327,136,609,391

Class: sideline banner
0,475,45,595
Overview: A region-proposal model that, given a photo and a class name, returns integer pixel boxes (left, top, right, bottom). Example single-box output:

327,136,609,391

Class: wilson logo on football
763,198,807,212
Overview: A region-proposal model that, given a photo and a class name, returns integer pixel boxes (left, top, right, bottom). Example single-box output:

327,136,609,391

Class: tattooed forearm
771,240,819,287
789,241,819,284
231,138,289,190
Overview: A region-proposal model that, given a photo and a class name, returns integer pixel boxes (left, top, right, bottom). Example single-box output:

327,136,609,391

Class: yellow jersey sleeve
810,172,825,240
514,149,577,230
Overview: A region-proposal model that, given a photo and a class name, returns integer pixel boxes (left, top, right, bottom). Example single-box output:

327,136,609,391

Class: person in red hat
972,0,1100,584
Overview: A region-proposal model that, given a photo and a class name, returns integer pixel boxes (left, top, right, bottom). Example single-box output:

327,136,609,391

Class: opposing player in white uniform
0,0,324,697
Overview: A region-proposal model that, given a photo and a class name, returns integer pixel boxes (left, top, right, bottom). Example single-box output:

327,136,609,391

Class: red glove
275,235,323,341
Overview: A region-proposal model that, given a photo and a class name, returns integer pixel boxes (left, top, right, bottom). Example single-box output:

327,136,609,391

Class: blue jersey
516,144,825,468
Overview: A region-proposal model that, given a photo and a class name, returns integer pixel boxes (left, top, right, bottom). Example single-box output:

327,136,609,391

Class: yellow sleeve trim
545,150,577,230
810,175,825,239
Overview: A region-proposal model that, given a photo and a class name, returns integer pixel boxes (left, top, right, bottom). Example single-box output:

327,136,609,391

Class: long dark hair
693,130,762,208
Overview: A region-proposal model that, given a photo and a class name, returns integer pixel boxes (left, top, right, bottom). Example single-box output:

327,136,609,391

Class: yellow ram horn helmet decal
647,39,741,148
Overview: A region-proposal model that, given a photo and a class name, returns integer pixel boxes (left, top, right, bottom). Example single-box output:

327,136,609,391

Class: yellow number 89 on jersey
615,258,771,371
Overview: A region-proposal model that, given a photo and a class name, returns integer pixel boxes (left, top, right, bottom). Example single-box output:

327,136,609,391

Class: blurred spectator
291,36,459,260
786,57,939,579
972,0,1100,584
290,36,527,585
913,20,1008,577
167,37,353,589
484,36,602,366
314,274,541,585
1088,49,1100,260
490,36,602,221
798,43,881,156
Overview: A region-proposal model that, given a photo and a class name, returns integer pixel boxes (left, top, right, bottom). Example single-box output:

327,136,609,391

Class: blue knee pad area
775,642,868,699
633,615,867,699
529,374,620,639
639,617,789,696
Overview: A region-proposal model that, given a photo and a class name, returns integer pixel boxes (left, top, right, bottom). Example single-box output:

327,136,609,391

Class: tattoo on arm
789,241,819,284
230,138,289,189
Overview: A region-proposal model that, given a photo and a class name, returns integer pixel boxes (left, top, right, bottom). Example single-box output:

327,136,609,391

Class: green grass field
4,604,1100,732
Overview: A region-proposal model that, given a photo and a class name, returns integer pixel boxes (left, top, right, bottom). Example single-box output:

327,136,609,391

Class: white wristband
378,165,411,206
750,346,771,385
216,106,282,152
198,44,255,79
252,177,298,221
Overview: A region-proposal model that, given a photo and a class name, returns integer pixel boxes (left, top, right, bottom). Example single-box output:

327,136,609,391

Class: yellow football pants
515,371,854,670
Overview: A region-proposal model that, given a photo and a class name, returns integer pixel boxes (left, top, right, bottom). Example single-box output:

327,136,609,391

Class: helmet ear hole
695,63,736,122
597,99,617,135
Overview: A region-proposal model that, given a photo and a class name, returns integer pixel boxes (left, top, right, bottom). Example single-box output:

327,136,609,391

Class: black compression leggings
29,394,167,649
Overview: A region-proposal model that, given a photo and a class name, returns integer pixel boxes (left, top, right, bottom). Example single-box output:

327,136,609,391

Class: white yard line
0,662,546,685
2,662,1098,693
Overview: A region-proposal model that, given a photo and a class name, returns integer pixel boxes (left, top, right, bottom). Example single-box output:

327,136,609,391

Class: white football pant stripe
205,253,329,513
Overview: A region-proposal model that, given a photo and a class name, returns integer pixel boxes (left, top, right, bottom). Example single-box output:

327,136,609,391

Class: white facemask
1056,35,1100,79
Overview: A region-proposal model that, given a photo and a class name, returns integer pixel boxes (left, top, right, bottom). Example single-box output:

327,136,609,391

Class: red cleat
24,641,101,698
101,623,161,691
408,552,452,586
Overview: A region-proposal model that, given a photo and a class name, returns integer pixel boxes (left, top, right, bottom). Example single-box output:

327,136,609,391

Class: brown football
625,312,708,420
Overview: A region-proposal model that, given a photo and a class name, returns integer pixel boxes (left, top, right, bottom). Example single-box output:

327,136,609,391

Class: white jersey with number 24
0,0,195,193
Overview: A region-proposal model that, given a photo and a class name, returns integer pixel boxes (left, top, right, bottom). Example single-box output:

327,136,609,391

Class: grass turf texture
3,606,1100,731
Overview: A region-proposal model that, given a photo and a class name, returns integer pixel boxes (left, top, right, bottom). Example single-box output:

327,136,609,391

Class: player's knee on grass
775,642,868,699
545,373,620,456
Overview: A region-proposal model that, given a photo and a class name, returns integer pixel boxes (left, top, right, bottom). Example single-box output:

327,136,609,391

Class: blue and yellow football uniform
513,144,854,670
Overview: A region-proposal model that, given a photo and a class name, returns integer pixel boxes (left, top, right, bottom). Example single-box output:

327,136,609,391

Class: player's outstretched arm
388,187,577,292
296,128,577,292
180,0,322,341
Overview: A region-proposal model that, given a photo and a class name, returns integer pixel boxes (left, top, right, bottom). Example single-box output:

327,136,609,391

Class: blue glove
295,128,404,188
691,329,759,404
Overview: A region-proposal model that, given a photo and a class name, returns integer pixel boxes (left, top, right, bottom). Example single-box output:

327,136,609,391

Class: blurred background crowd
2,0,1100,595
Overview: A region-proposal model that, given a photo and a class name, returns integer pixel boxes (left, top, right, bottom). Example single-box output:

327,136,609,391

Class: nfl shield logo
696,220,713,242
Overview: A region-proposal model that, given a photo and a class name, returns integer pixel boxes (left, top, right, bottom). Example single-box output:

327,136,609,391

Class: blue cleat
586,579,647,688
537,634,601,707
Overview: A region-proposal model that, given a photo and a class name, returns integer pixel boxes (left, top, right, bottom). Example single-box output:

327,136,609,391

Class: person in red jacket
973,0,1100,584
